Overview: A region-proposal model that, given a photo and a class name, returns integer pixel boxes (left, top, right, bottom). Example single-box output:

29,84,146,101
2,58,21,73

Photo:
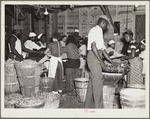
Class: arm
9,36,23,60
101,49,113,64
91,42,107,71
22,43,40,54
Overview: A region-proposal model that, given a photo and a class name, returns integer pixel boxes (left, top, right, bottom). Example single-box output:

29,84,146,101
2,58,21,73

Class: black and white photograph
1,1,149,118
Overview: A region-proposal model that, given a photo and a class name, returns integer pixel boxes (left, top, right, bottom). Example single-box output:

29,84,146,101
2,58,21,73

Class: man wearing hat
85,15,113,108
7,25,40,61
24,32,41,50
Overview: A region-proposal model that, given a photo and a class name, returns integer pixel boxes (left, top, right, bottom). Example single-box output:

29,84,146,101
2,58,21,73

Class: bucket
74,78,89,103
20,85,39,97
120,88,145,109
103,85,116,109
5,81,20,94
15,64,42,97
40,77,54,92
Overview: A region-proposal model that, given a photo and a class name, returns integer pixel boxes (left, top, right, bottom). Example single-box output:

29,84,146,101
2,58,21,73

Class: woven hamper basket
74,78,89,103
120,88,145,109
103,85,116,109
40,77,54,92
20,85,40,97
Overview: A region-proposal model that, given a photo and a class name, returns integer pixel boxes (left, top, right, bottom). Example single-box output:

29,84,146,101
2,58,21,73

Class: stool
65,68,82,92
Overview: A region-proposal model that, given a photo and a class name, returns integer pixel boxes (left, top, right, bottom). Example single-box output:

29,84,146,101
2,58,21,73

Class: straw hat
99,15,110,24
13,25,24,30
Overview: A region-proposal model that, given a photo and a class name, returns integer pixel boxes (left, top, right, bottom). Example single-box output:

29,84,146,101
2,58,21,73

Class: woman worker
121,30,144,85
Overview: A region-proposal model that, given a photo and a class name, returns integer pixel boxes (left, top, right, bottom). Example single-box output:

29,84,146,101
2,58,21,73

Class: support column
44,15,48,44
52,12,58,33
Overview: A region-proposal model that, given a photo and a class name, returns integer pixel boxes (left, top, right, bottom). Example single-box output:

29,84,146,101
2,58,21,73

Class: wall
55,5,145,52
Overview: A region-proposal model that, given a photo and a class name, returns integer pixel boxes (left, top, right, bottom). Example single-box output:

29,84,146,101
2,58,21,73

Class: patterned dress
127,40,143,84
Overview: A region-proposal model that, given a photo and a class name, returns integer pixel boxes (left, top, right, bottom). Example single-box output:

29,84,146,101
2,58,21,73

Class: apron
48,42,63,78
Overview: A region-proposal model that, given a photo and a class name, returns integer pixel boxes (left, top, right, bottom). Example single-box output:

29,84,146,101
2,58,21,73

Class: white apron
48,56,63,78
47,41,63,78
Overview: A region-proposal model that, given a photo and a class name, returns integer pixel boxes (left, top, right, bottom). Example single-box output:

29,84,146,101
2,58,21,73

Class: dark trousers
63,58,80,68
85,51,104,108
53,61,63,91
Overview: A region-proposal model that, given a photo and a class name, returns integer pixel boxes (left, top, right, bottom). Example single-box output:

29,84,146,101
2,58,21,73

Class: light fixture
44,8,49,15
135,5,139,8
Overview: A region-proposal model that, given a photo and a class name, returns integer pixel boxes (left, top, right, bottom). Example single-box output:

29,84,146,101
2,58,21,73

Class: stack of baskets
120,84,145,109
5,59,20,94
103,85,116,109
14,60,42,97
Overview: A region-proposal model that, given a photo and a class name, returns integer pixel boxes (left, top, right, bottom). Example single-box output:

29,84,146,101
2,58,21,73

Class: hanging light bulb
44,8,49,15
135,5,139,8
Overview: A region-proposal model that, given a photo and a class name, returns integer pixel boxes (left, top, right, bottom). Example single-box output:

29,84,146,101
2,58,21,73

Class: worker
72,29,81,48
37,33,47,48
24,32,42,50
62,35,80,69
121,30,143,85
38,33,63,94
85,15,113,108
106,40,123,59
60,35,67,47
7,25,40,61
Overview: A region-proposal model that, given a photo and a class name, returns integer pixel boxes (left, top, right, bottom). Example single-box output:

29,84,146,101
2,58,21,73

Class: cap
29,32,36,37
75,29,79,32
99,15,110,24
38,33,43,39
108,40,115,45
13,25,24,30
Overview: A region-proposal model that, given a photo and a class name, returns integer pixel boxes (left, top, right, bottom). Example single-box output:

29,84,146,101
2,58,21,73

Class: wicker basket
74,78,89,103
103,85,116,109
5,82,20,94
17,75,41,87
40,77,54,92
20,85,39,97
120,88,145,109
15,64,42,97
15,64,42,77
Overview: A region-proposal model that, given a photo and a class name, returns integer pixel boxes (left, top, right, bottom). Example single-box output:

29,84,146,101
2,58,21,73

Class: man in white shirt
85,15,113,108
24,32,41,50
